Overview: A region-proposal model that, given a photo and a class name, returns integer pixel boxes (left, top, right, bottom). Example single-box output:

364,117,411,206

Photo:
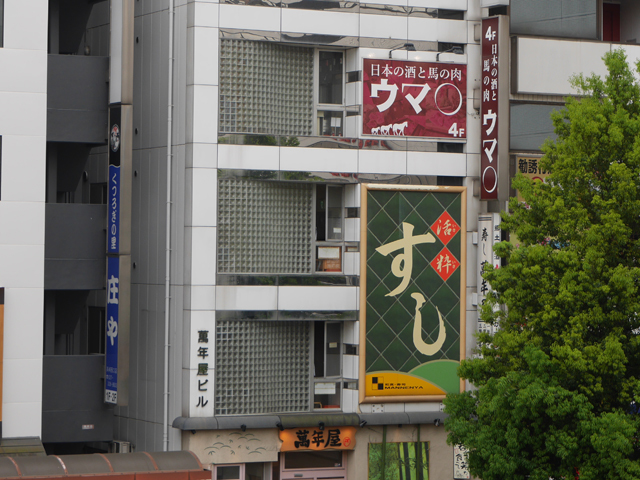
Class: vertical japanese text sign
105,257,119,403
359,185,466,402
106,0,133,407
363,59,466,138
476,214,501,335
477,215,492,334
191,325,214,417
108,106,121,254
481,17,500,200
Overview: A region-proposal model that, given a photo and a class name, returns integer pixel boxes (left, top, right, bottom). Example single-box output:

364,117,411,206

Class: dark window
0,0,3,48
216,465,240,480
438,9,464,20
313,321,342,409
88,307,106,355
603,3,620,42
437,142,463,153
319,51,343,104
284,450,343,469
90,182,107,204
438,42,465,54
315,184,344,242
317,51,345,136
488,6,508,16
437,176,464,186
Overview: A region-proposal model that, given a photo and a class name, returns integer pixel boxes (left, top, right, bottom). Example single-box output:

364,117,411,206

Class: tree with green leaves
444,49,640,480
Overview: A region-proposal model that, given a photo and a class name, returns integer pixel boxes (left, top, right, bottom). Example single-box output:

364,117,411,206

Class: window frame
214,463,270,480
0,0,4,48
280,451,347,480
314,49,347,137
314,184,345,273
312,320,344,411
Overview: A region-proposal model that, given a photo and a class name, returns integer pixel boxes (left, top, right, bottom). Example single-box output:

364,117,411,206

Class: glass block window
215,321,311,415
220,39,314,136
218,178,314,274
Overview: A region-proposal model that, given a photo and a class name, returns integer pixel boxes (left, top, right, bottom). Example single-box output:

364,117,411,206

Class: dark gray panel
45,204,106,289
47,55,109,144
41,409,113,443
47,110,108,144
510,103,561,152
42,355,114,443
511,0,597,39
45,204,106,259
45,259,105,290
48,55,108,110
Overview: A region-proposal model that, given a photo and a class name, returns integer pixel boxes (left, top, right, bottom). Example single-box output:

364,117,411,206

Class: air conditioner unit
111,440,131,453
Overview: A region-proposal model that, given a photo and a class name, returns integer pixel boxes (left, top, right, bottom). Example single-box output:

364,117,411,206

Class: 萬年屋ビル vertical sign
363,59,466,139
359,185,466,402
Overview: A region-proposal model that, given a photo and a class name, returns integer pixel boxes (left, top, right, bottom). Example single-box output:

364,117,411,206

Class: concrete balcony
45,203,106,290
47,54,108,144
42,355,113,443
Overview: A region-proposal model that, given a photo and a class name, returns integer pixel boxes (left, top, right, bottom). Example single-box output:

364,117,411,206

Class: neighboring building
1,0,637,477
0,0,113,454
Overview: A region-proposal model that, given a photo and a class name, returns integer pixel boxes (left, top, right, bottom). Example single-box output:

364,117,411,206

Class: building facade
1,0,639,477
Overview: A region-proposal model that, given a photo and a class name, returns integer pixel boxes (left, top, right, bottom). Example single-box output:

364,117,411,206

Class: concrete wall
511,0,597,39
113,0,188,452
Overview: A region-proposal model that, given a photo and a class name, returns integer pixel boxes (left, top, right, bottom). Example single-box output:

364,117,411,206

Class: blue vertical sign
108,164,120,254
105,256,119,404
108,106,121,254
106,106,121,404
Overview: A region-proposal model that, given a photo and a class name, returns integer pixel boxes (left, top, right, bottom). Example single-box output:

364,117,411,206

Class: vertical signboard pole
480,17,500,200
106,0,134,406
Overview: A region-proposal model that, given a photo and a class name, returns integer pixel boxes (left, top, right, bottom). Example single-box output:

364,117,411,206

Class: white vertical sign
189,314,215,417
454,444,470,479
477,215,492,334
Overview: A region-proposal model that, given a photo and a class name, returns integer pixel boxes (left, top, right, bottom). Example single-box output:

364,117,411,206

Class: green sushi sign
359,185,466,402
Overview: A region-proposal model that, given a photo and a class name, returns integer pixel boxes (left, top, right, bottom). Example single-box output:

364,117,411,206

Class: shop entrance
279,450,347,480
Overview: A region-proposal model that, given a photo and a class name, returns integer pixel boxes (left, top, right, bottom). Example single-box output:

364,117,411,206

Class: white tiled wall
0,0,49,438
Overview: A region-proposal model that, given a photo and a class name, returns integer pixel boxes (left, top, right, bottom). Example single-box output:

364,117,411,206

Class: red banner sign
481,17,500,200
363,59,466,139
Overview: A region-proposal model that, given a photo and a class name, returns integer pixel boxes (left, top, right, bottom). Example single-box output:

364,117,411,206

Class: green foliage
368,442,429,480
444,50,640,480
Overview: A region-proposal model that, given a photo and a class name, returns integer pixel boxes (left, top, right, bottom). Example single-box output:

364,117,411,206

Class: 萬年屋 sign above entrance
359,185,466,402
280,427,356,452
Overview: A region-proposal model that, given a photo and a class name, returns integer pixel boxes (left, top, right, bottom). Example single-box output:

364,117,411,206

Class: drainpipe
163,0,175,452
